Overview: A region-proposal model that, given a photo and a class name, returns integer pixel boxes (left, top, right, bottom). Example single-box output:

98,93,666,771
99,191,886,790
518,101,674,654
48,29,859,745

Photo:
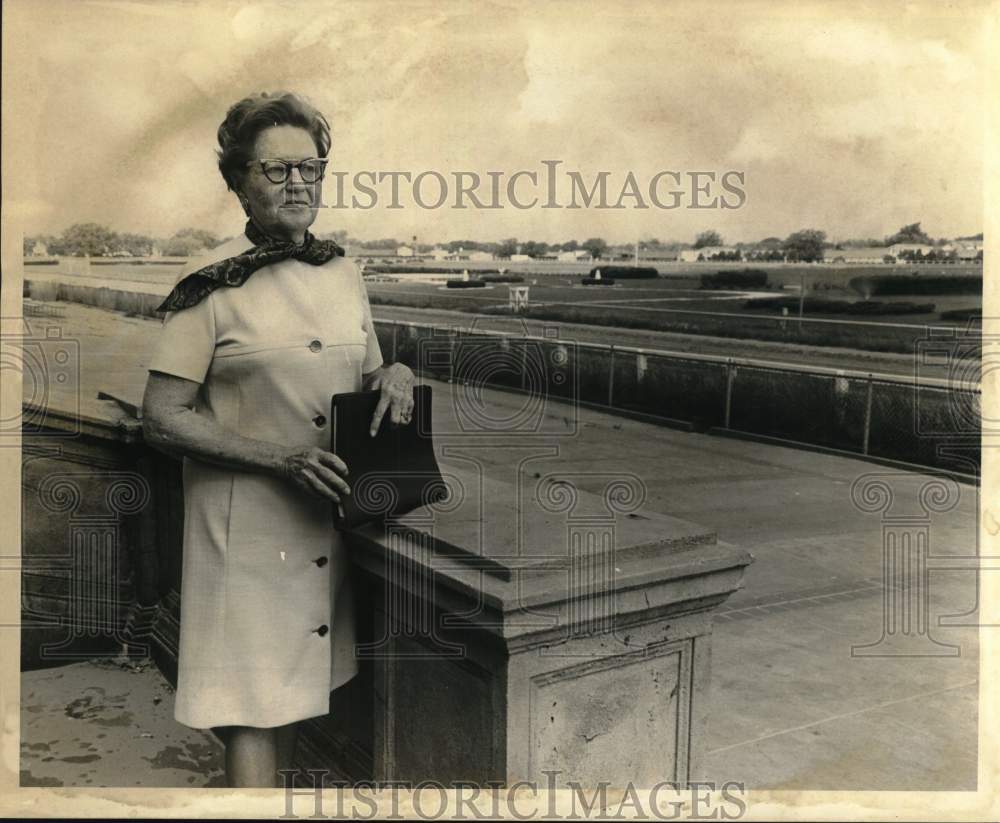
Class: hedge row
581,277,616,286
588,265,658,279
479,274,525,283
700,269,769,290
849,274,982,296
745,296,935,315
445,280,487,289
940,308,981,321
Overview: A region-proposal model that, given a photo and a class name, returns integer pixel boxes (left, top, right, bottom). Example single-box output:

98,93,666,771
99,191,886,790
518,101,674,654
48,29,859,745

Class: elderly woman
141,91,414,788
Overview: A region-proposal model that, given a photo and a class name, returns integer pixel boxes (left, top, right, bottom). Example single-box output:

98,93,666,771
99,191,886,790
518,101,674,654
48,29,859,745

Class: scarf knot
155,220,345,312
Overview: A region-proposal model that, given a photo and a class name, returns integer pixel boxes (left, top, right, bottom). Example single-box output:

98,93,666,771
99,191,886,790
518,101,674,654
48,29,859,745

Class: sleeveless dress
146,233,383,729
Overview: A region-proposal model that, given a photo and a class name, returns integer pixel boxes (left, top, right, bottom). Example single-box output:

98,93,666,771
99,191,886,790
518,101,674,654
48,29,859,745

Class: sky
4,0,989,246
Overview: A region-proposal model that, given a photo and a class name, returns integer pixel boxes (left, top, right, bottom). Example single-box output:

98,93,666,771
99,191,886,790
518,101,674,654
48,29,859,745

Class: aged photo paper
1,0,998,819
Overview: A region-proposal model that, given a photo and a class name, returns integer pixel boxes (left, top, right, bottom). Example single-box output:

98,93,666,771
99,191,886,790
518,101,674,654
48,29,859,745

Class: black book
330,386,447,529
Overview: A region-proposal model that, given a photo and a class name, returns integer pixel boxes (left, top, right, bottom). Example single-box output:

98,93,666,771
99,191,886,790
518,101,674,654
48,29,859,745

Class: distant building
30,240,48,257
679,246,740,262
888,243,934,257
396,245,414,257
953,243,982,260
641,249,680,262
468,250,493,262
149,245,162,258
944,238,981,259
832,247,893,264
557,249,590,262
430,247,449,261
510,254,531,262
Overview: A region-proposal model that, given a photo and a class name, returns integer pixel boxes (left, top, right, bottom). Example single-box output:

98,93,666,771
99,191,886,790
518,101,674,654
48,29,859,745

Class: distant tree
163,228,220,257
560,239,579,252
359,238,401,250
23,237,34,257
117,233,156,256
520,241,550,258
840,237,884,248
693,230,722,249
782,229,826,263
41,234,65,255
885,222,932,246
581,237,609,259
60,223,119,256
706,249,741,261
496,238,518,258
445,240,486,253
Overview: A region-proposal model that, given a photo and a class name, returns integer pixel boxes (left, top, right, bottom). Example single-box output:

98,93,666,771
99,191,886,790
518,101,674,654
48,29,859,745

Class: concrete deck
19,301,979,789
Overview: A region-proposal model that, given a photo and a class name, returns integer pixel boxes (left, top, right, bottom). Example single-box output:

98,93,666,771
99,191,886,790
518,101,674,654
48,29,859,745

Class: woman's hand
278,445,351,503
365,363,415,436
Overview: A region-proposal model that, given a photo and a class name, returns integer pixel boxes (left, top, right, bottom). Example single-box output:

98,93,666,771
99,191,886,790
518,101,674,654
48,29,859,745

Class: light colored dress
147,233,383,729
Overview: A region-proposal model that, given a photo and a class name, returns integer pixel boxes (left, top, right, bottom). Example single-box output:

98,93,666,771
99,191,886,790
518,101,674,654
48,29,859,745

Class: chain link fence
374,319,980,477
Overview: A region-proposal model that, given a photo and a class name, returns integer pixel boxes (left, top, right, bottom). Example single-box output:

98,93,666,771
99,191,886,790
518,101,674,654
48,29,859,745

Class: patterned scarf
155,219,345,312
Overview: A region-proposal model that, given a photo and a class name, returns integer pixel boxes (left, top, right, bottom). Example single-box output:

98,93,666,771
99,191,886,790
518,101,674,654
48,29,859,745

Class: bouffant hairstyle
216,91,331,191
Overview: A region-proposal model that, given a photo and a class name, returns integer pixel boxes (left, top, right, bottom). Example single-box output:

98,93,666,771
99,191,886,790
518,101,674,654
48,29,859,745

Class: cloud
6,0,986,244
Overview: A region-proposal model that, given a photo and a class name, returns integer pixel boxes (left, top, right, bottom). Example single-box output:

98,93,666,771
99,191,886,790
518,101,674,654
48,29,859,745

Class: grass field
23,258,983,354
363,272,982,326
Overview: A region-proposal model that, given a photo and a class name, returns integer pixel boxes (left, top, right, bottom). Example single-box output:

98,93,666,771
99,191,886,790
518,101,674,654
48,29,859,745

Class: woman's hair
216,91,331,191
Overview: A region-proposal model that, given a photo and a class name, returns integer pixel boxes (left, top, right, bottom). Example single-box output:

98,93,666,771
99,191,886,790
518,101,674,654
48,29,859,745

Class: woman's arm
141,371,351,503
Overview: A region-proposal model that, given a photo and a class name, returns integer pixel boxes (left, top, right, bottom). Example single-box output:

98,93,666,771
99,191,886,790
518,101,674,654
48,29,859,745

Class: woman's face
239,125,324,243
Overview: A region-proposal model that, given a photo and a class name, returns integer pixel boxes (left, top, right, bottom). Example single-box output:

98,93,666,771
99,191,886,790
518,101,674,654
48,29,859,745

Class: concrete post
343,468,752,786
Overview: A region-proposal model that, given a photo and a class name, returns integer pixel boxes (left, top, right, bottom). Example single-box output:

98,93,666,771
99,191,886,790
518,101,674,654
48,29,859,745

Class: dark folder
330,386,447,529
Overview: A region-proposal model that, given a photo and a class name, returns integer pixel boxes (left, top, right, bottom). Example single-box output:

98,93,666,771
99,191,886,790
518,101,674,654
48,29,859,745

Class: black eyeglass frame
247,157,329,184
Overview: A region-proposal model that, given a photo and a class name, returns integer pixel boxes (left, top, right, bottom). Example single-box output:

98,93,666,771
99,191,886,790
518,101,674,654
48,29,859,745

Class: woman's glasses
249,158,329,184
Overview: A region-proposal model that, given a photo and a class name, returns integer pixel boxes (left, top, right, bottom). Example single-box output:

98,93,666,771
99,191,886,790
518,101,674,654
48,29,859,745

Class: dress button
312,414,326,427
309,339,323,353
315,624,329,636
314,556,329,567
